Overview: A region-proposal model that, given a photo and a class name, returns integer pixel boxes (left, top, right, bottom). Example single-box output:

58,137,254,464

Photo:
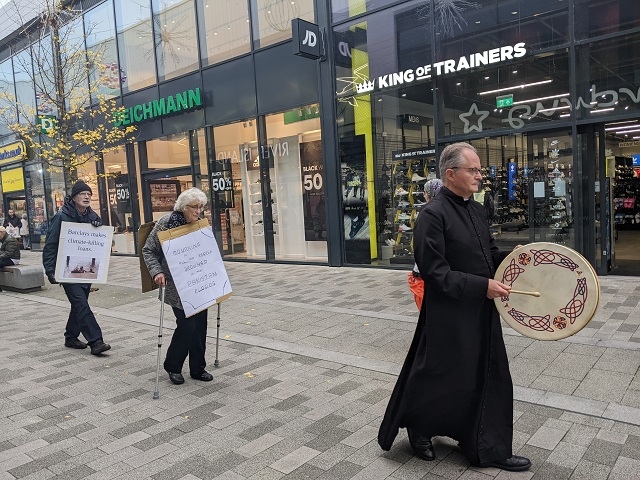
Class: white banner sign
55,222,114,284
161,225,232,317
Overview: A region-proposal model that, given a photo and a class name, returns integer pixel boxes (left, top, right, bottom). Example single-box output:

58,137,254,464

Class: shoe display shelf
388,157,435,264
242,148,278,257
613,158,640,230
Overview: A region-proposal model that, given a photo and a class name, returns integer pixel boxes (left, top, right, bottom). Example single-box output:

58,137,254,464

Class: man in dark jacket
0,225,21,268
3,209,21,229
378,143,530,472
42,180,111,355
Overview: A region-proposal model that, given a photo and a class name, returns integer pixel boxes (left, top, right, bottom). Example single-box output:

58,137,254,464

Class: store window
266,105,326,261
59,16,90,111
439,50,571,137
103,149,135,253
332,0,396,23
211,120,259,259
196,0,251,66
85,0,120,102
33,35,58,119
114,0,156,93
250,0,315,49
13,48,36,126
24,163,47,249
575,0,640,39
152,0,199,81
576,33,640,120
75,155,101,215
146,134,192,170
0,57,14,136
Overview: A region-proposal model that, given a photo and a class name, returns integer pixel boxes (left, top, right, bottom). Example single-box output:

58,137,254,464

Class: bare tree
0,0,136,190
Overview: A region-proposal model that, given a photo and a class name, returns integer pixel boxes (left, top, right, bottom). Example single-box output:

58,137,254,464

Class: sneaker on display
411,173,427,182
398,213,411,220
385,238,396,246
398,223,413,232
397,200,410,208
396,187,409,196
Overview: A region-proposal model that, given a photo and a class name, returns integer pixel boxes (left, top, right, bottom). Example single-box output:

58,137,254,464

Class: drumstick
509,289,541,297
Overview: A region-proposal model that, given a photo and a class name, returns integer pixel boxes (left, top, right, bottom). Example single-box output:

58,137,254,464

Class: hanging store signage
0,141,26,166
292,18,322,60
114,88,203,127
620,141,640,148
496,94,513,108
38,115,58,134
283,104,320,124
354,43,527,94
392,147,436,160
1,167,25,192
507,162,517,201
400,114,432,126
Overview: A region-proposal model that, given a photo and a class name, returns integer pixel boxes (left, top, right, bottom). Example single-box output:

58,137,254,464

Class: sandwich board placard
54,222,114,283
158,218,232,317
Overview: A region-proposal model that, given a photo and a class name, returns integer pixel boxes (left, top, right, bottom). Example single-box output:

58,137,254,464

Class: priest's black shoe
168,372,185,385
483,455,531,472
407,428,435,461
190,371,213,382
65,338,87,349
90,340,111,355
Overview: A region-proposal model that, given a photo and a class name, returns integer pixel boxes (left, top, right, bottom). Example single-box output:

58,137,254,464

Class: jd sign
38,115,57,134
292,18,322,60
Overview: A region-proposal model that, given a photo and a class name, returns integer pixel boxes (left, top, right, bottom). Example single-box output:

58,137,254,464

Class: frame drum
494,242,600,340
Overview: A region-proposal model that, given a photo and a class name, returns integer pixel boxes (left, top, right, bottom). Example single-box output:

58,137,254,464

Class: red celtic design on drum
507,308,554,332
518,253,532,266
531,249,579,271
501,258,525,286
559,278,587,324
553,316,567,329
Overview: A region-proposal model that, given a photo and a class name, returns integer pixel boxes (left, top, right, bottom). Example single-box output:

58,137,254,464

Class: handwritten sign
159,220,232,317
55,222,114,283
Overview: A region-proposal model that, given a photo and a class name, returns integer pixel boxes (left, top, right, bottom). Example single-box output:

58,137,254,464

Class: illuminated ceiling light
478,79,553,95
456,82,461,86
378,98,382,101
511,93,570,105
401,93,406,97
559,113,571,118
607,120,638,126
590,107,615,114
538,105,571,113
612,126,640,134
475,21,480,24
614,128,640,134
512,70,518,74
625,106,629,109
484,76,490,80
511,11,518,14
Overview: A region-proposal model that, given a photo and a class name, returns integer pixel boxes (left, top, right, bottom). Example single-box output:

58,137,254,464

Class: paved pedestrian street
1,251,640,480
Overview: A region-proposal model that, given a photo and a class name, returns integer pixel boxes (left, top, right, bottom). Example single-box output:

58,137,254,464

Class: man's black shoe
407,428,435,461
190,371,213,382
65,338,87,349
483,455,531,472
90,341,111,355
168,372,185,385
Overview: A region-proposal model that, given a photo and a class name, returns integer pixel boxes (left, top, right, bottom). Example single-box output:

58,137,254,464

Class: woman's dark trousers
164,307,208,375
62,283,103,345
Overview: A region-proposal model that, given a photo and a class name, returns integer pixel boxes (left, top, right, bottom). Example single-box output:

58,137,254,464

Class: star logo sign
459,103,490,133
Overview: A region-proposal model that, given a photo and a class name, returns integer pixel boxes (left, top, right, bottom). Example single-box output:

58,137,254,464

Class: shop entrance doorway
602,120,640,275
141,167,193,223
2,194,26,247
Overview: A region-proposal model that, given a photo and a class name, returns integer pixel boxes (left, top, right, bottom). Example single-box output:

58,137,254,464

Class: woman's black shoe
407,428,435,461
482,455,531,472
190,371,213,381
168,372,185,385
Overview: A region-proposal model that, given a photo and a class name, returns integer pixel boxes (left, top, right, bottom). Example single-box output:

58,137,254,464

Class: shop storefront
332,0,640,275
2,0,640,274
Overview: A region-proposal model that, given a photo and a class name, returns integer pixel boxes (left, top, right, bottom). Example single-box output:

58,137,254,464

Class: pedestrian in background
42,180,111,355
379,142,530,472
20,213,30,250
142,187,214,386
408,178,442,310
0,226,20,268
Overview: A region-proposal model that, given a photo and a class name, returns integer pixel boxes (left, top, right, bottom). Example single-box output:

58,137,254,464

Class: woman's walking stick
153,286,166,399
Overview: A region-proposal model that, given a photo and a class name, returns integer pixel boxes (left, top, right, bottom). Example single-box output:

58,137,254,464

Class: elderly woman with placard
142,187,214,386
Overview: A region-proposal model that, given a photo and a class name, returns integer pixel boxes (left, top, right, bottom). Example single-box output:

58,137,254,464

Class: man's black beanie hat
71,180,92,198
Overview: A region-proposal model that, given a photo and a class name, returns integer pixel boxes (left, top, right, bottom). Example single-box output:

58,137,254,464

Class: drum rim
494,242,600,341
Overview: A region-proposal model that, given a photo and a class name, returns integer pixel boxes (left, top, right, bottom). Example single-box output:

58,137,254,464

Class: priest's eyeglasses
451,167,482,176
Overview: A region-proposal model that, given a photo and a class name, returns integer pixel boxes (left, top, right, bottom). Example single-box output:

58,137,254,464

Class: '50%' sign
211,172,232,192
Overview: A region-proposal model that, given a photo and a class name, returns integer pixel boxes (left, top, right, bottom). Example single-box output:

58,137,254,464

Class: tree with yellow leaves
0,0,136,190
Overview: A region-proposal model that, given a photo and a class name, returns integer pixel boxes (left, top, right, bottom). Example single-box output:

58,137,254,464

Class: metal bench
0,264,45,292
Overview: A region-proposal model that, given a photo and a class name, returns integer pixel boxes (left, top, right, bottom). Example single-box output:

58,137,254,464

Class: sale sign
300,140,326,241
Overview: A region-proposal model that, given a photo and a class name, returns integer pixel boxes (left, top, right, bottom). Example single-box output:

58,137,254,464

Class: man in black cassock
378,142,530,472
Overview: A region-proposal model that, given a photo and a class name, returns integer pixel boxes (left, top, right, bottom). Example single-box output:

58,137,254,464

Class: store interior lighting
511,93,569,105
478,79,553,95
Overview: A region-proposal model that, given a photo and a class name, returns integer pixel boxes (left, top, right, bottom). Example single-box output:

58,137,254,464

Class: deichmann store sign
0,140,26,166
354,43,527,94
114,88,203,126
